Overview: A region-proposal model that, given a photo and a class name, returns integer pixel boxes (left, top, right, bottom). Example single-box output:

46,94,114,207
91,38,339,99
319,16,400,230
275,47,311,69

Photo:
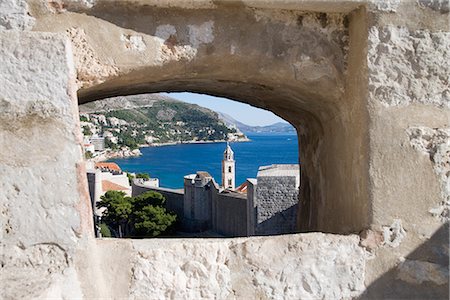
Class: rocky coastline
91,147,142,162
145,136,250,147
91,137,250,162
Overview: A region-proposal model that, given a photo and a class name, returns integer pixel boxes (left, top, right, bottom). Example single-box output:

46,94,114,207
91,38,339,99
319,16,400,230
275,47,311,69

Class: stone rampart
98,233,366,299
255,176,299,235
1,0,449,298
212,192,248,237
132,181,184,218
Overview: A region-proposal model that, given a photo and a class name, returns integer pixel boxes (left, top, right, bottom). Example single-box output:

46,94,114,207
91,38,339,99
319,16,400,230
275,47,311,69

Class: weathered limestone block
32,3,349,107
365,3,449,298
0,31,82,246
67,27,118,89
367,3,450,229
407,126,450,222
416,0,450,13
0,31,92,299
0,244,83,299
0,0,34,31
368,26,450,108
96,233,365,299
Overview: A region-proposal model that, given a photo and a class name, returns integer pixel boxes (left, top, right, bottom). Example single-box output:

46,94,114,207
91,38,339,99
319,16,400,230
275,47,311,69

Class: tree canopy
136,173,150,181
96,190,176,238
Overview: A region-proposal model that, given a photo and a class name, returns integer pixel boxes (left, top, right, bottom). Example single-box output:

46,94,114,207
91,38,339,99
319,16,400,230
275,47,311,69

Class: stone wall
98,233,366,299
246,179,257,236
0,30,100,299
132,181,184,218
212,192,248,237
1,0,449,298
183,174,217,232
362,2,450,297
255,176,299,235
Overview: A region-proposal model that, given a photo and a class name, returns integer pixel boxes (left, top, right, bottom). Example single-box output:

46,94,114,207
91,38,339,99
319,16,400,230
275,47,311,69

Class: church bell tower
222,142,235,190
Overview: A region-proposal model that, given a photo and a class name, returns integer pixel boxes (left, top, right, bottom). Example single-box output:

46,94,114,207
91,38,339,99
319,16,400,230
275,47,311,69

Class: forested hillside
80,95,248,150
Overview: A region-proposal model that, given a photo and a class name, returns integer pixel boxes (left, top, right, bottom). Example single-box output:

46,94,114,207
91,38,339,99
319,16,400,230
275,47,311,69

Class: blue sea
108,134,299,189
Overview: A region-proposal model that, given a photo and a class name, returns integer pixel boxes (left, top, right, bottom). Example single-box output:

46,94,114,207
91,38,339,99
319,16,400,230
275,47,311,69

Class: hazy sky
164,92,287,126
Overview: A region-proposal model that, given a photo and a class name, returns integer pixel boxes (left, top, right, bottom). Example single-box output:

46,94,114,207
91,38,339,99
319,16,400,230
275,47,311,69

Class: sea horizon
108,133,299,189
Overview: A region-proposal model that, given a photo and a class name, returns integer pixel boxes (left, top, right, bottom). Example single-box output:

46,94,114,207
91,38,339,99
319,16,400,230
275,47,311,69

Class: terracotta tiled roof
95,162,122,172
102,180,129,192
236,182,248,193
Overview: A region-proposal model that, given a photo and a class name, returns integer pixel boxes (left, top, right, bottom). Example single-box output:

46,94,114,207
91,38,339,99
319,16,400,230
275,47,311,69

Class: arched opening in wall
60,2,371,236
79,92,300,238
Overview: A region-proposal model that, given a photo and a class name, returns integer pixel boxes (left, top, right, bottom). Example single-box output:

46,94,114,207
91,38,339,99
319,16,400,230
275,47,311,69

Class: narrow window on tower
228,179,232,186
228,166,232,173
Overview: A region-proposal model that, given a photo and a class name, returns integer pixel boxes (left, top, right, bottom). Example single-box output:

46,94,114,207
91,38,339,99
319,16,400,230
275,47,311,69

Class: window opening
80,92,299,238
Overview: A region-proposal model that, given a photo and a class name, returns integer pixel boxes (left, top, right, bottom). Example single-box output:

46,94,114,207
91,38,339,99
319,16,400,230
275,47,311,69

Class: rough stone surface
369,0,401,12
382,219,406,248
66,27,118,89
417,0,450,13
368,26,450,108
121,34,146,52
187,21,214,48
407,126,450,222
359,229,384,252
0,244,76,299
397,258,449,286
0,32,82,248
0,0,35,30
1,1,449,299
61,0,97,10
365,4,449,297
255,176,299,235
123,233,365,300
0,31,92,299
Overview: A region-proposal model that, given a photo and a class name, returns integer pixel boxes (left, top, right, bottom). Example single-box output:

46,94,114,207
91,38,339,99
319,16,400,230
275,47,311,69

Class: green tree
82,125,92,136
96,190,177,238
105,137,118,150
136,173,150,181
132,191,165,211
99,223,112,237
126,172,135,185
80,115,89,122
131,191,176,237
96,191,132,238
85,151,93,159
120,135,139,149
133,205,176,237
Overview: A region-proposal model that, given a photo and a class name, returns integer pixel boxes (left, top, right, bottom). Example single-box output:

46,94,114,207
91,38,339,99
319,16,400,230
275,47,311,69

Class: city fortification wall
212,192,248,237
255,165,300,235
131,180,184,219
1,0,448,299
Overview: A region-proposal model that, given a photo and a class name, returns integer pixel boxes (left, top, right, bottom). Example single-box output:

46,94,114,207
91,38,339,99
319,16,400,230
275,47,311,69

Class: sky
164,92,287,126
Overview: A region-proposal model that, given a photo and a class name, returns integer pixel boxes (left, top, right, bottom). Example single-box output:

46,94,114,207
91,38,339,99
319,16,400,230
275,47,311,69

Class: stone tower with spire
222,142,235,190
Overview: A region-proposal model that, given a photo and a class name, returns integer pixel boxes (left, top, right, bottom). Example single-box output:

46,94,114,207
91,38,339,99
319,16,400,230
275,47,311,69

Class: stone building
86,162,131,217
183,171,219,232
89,135,105,151
181,145,300,236
250,164,300,235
